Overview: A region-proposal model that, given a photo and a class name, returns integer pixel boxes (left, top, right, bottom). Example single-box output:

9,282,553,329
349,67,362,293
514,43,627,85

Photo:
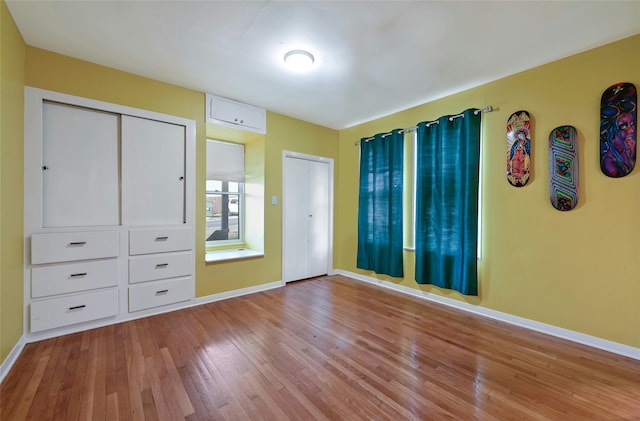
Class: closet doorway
282,151,334,283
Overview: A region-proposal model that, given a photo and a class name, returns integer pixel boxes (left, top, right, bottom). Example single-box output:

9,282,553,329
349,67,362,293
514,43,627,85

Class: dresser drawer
31,231,119,264
129,227,191,255
128,276,193,312
30,289,118,332
32,259,118,298
129,252,191,284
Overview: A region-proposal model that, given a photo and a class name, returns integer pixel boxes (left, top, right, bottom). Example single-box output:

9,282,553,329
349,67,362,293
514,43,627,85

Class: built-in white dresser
24,87,196,338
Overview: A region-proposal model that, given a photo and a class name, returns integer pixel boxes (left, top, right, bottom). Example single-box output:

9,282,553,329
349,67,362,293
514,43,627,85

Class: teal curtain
415,109,481,295
357,129,404,277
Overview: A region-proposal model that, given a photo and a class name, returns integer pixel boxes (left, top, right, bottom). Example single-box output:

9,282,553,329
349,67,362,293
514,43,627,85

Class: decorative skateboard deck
549,126,579,211
506,110,532,187
600,82,637,178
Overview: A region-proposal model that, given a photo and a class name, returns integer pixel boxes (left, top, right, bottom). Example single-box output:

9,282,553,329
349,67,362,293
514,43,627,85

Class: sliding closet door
42,102,119,227
121,116,186,226
307,160,330,277
282,154,331,283
283,157,310,282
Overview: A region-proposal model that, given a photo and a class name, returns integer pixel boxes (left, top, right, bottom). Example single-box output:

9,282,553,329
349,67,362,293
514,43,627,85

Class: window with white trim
206,139,244,246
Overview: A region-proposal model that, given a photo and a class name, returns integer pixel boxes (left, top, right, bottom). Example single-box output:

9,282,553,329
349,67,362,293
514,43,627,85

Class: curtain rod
355,105,493,145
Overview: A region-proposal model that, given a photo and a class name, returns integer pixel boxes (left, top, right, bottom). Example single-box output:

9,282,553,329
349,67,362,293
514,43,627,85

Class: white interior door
307,160,330,277
283,157,310,282
282,154,332,283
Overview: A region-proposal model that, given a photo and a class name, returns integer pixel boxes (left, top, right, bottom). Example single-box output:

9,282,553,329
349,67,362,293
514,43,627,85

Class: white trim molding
205,249,264,263
335,270,640,361
0,335,26,383
195,281,283,306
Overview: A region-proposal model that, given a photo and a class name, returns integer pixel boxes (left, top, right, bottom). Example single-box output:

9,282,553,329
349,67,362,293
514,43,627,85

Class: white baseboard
195,280,284,306
335,270,640,361
0,334,26,383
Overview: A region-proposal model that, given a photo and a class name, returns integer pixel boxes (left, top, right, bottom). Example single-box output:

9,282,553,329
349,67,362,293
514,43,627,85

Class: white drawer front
30,289,118,332
32,259,118,298
128,276,193,312
129,227,191,255
129,252,191,284
31,231,119,264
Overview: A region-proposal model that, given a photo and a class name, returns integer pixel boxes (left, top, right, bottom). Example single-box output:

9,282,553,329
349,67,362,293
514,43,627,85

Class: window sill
205,248,264,263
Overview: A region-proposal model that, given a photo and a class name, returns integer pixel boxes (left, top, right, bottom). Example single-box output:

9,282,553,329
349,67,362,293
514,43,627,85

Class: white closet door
42,102,119,227
283,156,331,283
307,160,330,277
121,116,186,226
283,157,310,282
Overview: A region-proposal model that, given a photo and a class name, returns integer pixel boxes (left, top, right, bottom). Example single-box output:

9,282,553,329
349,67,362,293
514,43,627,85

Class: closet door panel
42,102,119,227
307,161,330,278
283,157,310,282
122,116,186,226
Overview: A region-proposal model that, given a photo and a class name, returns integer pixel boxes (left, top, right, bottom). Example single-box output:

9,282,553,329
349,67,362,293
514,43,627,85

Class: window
206,140,244,246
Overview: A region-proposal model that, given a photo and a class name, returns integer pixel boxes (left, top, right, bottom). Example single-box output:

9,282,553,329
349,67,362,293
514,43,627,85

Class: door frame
282,150,334,283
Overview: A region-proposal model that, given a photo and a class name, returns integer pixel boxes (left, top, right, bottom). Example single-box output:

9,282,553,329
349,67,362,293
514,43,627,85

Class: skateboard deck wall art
506,110,532,187
549,125,579,211
600,82,637,178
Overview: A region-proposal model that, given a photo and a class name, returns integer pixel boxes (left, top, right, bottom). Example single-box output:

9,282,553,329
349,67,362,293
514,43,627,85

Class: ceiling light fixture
284,49,315,71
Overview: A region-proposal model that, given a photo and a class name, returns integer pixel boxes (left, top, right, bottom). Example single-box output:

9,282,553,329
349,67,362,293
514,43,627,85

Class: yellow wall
337,34,640,348
0,0,25,363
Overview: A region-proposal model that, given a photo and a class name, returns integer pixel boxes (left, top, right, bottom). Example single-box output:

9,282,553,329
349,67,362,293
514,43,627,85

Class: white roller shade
206,139,244,182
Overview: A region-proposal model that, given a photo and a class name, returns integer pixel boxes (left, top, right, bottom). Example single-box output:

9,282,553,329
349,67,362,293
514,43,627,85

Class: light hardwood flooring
2,275,639,420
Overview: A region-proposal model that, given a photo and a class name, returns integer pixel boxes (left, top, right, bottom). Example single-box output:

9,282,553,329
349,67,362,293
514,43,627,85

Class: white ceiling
7,1,640,130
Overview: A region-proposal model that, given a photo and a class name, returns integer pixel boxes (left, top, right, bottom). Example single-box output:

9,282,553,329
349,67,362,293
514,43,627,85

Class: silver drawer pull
69,241,86,246
69,273,87,278
155,263,168,268
155,289,169,295
155,236,169,241
68,305,86,310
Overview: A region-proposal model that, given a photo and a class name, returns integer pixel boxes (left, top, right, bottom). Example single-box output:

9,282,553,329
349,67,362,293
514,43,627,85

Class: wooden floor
2,275,640,420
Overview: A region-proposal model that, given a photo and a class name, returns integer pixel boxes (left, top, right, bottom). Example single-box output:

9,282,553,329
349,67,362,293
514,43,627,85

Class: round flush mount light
283,49,315,71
